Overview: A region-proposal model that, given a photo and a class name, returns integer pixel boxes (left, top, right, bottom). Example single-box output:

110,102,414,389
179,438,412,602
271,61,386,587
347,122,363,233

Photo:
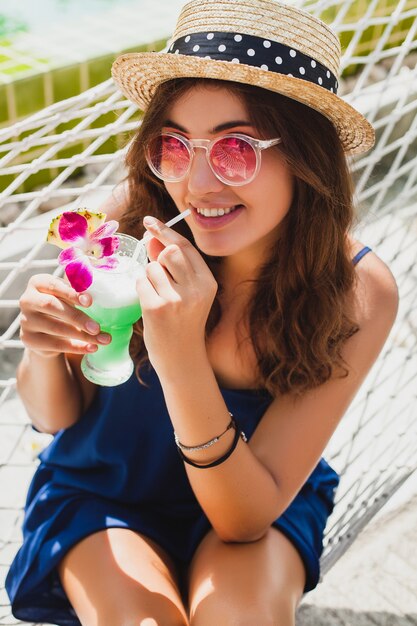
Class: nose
187,147,225,195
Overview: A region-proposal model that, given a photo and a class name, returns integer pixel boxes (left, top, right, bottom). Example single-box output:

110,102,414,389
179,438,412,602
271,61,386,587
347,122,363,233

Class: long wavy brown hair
120,78,359,397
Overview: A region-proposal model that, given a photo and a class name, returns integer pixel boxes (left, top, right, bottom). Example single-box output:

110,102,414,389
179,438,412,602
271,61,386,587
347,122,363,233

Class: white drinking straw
132,208,191,261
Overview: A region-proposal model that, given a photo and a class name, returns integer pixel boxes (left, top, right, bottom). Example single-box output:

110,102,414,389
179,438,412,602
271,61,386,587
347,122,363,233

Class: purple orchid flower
57,212,120,292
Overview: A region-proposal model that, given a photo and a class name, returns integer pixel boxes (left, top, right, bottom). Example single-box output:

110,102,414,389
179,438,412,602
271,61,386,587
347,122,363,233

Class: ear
146,236,166,262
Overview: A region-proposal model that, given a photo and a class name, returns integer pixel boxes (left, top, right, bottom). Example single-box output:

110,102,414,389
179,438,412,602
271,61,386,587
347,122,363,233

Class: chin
195,245,227,258
194,239,236,258
192,229,239,252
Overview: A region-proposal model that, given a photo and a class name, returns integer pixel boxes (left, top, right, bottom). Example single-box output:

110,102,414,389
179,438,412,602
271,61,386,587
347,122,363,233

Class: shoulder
247,244,399,502
350,242,399,330
333,243,399,387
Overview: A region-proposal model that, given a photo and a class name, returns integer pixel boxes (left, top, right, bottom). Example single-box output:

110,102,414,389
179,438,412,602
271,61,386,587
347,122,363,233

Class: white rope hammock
1,1,416,623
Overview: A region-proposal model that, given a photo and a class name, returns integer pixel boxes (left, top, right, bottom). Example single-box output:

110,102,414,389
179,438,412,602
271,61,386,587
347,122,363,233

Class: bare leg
58,528,189,626
187,527,306,626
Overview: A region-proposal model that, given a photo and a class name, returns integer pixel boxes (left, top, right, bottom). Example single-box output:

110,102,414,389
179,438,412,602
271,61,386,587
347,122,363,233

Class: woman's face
160,85,294,264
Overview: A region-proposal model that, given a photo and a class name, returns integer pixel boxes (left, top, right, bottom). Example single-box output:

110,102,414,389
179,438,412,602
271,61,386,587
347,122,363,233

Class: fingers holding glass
19,274,111,356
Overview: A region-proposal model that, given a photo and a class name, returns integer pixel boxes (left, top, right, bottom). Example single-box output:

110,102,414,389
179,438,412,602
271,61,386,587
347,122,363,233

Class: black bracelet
177,426,247,469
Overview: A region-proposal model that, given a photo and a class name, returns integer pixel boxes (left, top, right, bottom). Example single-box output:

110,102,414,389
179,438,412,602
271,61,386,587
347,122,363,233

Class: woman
7,0,398,624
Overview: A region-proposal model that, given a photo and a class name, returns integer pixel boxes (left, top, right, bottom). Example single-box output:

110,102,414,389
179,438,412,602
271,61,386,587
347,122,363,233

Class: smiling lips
193,204,244,215
196,206,241,217
190,204,244,228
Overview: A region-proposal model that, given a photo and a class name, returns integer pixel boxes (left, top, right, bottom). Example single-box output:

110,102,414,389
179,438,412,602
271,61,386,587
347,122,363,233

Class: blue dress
6,247,372,626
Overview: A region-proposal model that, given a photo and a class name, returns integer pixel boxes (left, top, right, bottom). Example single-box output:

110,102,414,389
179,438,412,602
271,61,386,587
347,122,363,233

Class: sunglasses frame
145,131,282,186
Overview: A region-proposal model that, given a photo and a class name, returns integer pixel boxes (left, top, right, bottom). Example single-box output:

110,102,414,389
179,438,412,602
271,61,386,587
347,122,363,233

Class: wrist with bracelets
174,412,247,469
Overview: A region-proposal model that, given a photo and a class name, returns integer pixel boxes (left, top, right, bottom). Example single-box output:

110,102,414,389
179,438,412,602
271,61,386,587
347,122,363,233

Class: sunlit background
0,1,416,624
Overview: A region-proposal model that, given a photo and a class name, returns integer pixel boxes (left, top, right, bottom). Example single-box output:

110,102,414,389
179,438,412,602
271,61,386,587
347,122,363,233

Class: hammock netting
0,1,416,623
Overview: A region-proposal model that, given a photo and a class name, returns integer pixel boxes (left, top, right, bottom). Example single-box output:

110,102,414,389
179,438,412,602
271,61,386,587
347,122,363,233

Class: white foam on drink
88,255,146,308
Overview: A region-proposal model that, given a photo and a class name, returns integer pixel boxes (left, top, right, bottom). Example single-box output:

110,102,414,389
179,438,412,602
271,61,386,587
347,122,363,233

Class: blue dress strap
352,246,372,266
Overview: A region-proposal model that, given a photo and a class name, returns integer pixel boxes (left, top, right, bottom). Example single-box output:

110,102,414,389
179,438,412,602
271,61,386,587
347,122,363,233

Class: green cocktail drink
79,234,148,386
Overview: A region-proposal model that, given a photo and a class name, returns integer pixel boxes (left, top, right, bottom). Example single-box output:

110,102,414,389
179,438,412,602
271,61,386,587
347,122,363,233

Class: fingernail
86,320,100,334
86,344,97,352
97,333,111,344
79,294,90,306
143,216,158,227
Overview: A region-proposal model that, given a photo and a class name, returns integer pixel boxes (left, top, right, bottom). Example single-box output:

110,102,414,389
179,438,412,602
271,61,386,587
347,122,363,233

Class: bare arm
164,253,399,543
17,275,105,433
17,351,85,434
17,181,131,433
137,220,399,544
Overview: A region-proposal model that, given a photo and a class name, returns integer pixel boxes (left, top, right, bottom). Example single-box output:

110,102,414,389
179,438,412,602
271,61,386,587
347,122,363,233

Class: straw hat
111,0,375,155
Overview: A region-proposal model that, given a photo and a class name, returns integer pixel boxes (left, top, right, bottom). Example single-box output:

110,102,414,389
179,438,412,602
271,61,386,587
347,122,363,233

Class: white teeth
195,206,239,217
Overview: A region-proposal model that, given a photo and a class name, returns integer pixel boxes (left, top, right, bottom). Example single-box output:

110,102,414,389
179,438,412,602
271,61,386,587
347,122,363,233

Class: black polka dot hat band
112,0,375,155
169,32,339,94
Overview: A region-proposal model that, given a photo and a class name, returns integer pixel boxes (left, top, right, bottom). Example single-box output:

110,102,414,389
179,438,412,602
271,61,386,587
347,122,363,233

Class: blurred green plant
0,14,27,39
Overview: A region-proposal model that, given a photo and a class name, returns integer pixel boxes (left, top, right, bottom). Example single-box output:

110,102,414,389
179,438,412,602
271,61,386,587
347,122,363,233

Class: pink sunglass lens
210,137,257,183
149,135,190,180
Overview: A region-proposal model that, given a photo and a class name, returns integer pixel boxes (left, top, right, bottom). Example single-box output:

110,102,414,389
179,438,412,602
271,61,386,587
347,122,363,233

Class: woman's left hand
135,216,218,378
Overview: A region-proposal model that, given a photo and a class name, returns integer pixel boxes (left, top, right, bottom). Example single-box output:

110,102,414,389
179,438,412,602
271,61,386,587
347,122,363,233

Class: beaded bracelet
174,412,235,452
177,426,248,469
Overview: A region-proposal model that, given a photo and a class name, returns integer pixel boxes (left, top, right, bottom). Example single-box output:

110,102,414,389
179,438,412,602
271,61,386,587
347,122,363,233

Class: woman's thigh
58,527,189,626
187,527,306,626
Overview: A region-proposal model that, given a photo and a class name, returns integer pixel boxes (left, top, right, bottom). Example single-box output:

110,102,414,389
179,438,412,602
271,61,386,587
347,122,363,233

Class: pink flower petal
93,256,119,270
64,259,93,292
58,247,83,266
90,220,119,241
58,212,88,243
100,236,120,257
87,237,119,259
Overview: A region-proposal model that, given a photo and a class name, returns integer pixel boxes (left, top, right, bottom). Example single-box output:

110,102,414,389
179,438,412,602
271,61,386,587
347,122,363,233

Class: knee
137,618,187,626
98,617,185,626
95,606,187,626
218,610,276,626
190,603,294,626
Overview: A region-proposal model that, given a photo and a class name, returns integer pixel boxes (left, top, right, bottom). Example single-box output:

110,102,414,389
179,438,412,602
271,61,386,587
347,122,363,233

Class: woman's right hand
19,274,111,358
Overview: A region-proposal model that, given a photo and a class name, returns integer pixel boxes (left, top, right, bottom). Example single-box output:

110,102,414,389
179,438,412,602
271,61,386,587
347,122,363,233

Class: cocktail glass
79,234,148,386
